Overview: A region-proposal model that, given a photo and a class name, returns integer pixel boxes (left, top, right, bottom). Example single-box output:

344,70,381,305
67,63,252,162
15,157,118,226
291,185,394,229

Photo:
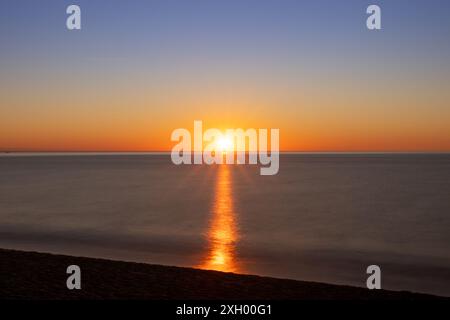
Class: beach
0,248,444,300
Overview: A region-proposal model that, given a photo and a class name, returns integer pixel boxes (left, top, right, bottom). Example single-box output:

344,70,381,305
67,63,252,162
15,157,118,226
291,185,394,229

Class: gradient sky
1,0,450,151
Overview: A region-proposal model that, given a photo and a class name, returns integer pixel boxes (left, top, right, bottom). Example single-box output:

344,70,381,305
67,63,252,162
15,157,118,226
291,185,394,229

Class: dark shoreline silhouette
0,248,446,300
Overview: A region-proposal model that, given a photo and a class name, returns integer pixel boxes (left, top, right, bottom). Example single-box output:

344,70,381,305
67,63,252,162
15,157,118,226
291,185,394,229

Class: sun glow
215,136,234,152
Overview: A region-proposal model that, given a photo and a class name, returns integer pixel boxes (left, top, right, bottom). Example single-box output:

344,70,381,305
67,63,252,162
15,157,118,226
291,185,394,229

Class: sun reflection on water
199,165,239,272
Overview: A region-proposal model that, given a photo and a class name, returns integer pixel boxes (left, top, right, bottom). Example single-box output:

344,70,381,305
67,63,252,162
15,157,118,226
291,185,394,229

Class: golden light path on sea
198,164,239,272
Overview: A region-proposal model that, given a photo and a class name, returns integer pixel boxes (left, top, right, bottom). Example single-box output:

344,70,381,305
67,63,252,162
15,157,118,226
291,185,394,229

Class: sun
216,136,234,152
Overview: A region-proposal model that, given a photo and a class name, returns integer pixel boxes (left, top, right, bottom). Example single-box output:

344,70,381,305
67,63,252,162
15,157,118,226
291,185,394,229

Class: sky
1,0,450,152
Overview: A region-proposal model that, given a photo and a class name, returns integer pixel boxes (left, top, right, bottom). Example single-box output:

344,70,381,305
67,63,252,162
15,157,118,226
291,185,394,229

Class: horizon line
1,150,450,155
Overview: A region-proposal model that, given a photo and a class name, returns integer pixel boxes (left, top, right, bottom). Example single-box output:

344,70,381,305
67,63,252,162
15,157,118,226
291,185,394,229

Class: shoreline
0,248,446,300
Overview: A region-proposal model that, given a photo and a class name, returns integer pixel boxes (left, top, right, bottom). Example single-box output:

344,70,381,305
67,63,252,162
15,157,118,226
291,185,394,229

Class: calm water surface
0,154,449,296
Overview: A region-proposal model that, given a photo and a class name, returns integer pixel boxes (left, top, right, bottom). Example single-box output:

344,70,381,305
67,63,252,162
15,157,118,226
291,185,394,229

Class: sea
1,153,449,296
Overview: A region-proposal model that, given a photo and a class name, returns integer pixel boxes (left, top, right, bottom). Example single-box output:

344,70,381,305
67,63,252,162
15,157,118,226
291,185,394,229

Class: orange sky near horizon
2,114,450,152
1,70,450,152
